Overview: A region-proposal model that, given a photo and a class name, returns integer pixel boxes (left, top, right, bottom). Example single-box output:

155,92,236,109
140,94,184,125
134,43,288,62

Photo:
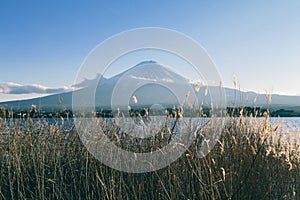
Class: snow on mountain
95,60,193,107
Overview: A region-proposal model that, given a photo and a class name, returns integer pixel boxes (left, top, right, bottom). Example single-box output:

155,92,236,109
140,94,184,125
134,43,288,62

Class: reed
0,109,299,199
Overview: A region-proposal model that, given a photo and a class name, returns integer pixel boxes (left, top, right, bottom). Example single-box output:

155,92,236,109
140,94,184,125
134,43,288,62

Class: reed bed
0,111,299,199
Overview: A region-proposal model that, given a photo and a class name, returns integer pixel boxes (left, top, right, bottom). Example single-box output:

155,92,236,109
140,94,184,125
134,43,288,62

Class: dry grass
0,110,299,199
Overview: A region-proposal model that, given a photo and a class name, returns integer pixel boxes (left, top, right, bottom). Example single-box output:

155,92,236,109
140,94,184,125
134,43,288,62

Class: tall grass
0,110,299,199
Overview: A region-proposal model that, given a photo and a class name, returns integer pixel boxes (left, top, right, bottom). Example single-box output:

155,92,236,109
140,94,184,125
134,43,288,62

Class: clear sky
1,0,300,101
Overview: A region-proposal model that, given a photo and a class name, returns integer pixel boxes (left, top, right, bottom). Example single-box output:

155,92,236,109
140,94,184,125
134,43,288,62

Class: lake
269,117,300,133
1,117,300,135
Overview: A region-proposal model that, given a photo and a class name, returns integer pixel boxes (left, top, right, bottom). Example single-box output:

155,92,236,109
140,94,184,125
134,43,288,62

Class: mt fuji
1,61,300,114
94,60,194,108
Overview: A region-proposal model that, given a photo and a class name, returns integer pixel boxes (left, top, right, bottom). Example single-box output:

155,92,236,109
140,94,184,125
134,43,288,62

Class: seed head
132,96,138,104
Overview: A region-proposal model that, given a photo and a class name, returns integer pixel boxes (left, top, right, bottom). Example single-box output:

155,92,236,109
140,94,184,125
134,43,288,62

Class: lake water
269,117,300,133
2,117,300,134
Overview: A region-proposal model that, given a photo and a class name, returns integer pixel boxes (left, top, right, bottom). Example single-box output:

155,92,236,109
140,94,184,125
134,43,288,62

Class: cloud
0,82,74,95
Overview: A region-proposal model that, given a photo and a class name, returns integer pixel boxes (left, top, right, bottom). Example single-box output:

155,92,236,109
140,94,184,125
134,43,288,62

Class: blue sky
0,1,300,101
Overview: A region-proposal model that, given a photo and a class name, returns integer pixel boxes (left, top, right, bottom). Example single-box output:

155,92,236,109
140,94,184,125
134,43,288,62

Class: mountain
94,60,192,108
1,61,300,113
